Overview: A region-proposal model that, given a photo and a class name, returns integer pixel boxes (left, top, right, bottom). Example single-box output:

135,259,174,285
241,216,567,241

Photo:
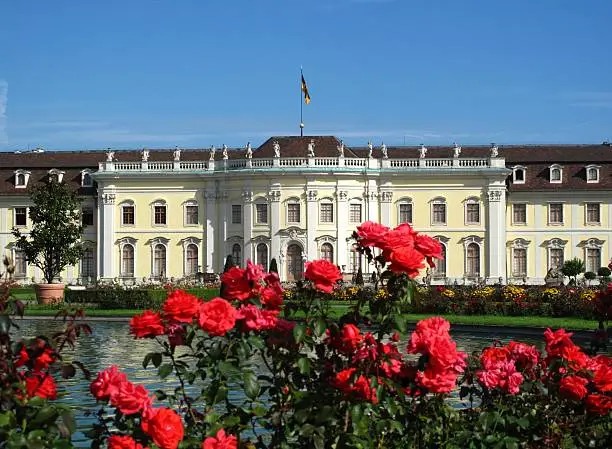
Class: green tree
219,254,234,299
12,179,85,284
560,257,585,285
269,257,278,274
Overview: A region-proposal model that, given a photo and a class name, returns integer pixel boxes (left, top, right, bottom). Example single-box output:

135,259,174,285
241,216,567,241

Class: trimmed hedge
64,288,219,310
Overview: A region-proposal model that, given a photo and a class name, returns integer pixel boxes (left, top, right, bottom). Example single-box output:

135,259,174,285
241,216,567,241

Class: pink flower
202,429,237,449
90,365,128,402
236,304,279,331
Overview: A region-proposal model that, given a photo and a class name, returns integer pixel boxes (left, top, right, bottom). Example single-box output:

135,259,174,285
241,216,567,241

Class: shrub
598,267,611,277
63,288,219,310
585,271,597,281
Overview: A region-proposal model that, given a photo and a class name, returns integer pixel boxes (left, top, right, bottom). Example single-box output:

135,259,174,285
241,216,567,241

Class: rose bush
2,224,611,448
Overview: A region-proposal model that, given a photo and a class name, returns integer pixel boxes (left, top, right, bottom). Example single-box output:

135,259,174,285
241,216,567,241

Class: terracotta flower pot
35,283,65,304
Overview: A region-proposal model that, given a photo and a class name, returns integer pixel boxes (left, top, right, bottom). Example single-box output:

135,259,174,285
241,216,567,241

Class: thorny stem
159,337,197,424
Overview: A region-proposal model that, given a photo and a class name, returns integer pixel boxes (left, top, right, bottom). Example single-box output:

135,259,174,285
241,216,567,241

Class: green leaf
351,404,363,423
213,385,228,404
61,411,76,434
293,323,307,343
0,411,16,428
393,315,408,333
218,361,241,378
143,352,163,369
0,315,10,334
158,363,173,379
32,405,59,425
297,357,311,375
243,371,261,400
313,434,324,449
314,318,327,337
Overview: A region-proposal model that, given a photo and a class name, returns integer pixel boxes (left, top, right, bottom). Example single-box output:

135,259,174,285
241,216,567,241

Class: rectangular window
512,203,527,224
432,204,446,225
586,248,601,273
466,203,480,224
185,205,198,225
82,207,94,226
232,205,242,224
586,203,600,224
14,250,27,278
14,207,27,227
122,206,135,225
256,204,268,224
549,248,564,272
349,204,362,223
512,248,527,277
81,248,95,278
399,203,413,224
548,203,563,224
320,203,334,223
287,204,300,223
154,205,167,225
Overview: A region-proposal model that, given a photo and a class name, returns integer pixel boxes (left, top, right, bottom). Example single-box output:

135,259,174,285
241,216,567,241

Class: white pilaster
242,190,254,267
204,191,216,272
486,186,507,283
336,189,349,272
306,188,318,261
379,191,393,227
366,180,379,222
268,189,281,265
99,191,116,279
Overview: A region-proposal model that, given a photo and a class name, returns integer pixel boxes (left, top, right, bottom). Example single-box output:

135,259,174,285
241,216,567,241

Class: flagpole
300,67,304,137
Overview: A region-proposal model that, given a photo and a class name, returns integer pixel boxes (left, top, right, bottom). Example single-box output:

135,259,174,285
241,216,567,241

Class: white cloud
0,80,7,144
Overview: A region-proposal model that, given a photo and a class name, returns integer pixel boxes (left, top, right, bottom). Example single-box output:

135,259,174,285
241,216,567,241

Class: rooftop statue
380,143,388,159
273,140,281,158
453,143,461,158
209,145,216,161
106,150,115,162
367,141,373,158
307,139,315,157
337,140,344,157
141,149,149,162
246,142,253,159
173,148,181,161
222,144,228,160
419,144,427,159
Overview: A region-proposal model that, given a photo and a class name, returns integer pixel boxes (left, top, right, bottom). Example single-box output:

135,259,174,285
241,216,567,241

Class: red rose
380,223,416,253
585,394,612,415
141,407,184,449
130,310,165,338
112,381,152,415
221,266,252,301
333,367,357,391
90,365,128,401
387,246,426,277
236,304,278,331
414,234,443,268
15,345,29,367
25,373,57,400
202,429,238,449
544,328,575,357
352,375,379,404
593,364,612,392
356,221,389,247
245,259,265,284
304,259,342,293
506,341,540,371
559,375,589,401
166,323,186,348
163,290,201,323
33,347,56,372
198,298,236,336
107,435,147,449
337,324,363,353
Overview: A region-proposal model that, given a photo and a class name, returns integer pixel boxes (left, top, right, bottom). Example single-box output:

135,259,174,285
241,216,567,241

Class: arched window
13,249,27,278
320,243,334,263
232,244,242,267
81,170,93,187
121,244,135,277
586,165,600,183
582,238,605,273
256,243,268,271
465,243,480,278
349,245,362,273
509,239,529,278
549,164,563,184
184,244,198,276
153,244,167,279
14,170,31,189
512,166,526,184
81,247,96,279
16,173,25,186
48,169,65,183
545,238,567,272
432,241,446,279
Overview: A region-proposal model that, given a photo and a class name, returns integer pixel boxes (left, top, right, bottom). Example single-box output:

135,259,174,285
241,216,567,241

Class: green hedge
64,288,219,310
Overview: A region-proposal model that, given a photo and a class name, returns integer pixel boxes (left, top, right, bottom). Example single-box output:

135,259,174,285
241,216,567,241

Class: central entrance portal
286,244,303,281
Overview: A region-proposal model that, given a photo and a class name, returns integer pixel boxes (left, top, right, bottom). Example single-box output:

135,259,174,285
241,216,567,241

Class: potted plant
560,258,585,286
12,179,85,304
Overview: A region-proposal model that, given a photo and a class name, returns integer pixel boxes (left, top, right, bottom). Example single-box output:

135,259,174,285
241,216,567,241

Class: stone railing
98,156,504,173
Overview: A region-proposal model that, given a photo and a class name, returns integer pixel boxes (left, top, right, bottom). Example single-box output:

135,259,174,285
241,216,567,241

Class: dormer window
81,170,93,187
48,169,65,183
586,165,600,183
512,166,526,184
14,170,31,189
549,164,562,184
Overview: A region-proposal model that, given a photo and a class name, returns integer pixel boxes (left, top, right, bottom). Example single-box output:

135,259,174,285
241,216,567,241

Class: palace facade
1,136,611,284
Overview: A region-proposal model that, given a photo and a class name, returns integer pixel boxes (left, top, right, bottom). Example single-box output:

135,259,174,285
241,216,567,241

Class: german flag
301,74,311,104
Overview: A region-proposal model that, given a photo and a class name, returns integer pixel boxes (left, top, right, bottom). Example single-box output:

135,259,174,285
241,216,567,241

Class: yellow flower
472,286,495,299
503,285,526,301
580,289,597,302
441,289,455,298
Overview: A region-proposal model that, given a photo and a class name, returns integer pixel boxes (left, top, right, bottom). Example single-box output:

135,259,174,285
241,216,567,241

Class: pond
11,319,602,447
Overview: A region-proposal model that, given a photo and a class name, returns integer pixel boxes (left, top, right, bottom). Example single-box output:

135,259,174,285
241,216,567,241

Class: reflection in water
12,319,600,447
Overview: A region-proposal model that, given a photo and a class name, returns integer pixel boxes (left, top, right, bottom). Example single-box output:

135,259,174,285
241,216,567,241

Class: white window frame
8,244,28,279
397,198,413,224
80,243,96,280
349,200,363,224
232,243,242,267
150,237,169,279
231,204,242,224
48,169,65,183
549,164,563,184
586,165,600,184
546,238,567,273
511,203,527,225
462,236,483,279
182,237,201,276
286,198,301,224
120,201,136,226
81,169,93,187
319,200,334,224
582,238,604,274
254,200,269,225
13,206,28,228
118,237,137,278
511,165,526,184
151,200,168,226
509,238,530,279
585,202,601,225
81,206,94,226
14,170,31,189
430,197,447,226
464,197,480,225
183,200,199,226
256,242,269,271
548,202,564,225
432,236,449,280
320,242,334,263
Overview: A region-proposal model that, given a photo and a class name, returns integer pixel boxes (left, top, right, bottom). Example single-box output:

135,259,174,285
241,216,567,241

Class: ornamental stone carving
380,143,388,159
268,190,281,202
337,190,348,201
222,144,228,160
490,143,499,158
368,191,378,201
246,142,253,159
100,193,116,205
337,140,345,157
273,141,281,158
141,149,149,162
173,148,181,161
105,150,115,162
242,191,253,202
379,191,393,203
367,141,373,159
419,144,428,159
209,145,216,161
453,143,461,158
487,190,503,202
306,189,318,201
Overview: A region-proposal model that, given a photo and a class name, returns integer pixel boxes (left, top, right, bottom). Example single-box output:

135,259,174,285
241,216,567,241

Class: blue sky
1,0,611,150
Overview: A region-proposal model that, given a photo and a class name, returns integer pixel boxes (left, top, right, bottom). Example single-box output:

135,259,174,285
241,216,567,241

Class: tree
269,258,278,274
219,255,234,299
355,265,364,286
560,258,585,286
12,179,85,284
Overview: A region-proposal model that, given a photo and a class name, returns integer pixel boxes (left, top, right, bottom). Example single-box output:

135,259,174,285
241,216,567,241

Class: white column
379,191,393,227
99,191,116,279
216,191,228,272
306,189,318,261
336,189,349,272
269,189,281,264
204,191,216,273
242,191,254,266
486,186,507,283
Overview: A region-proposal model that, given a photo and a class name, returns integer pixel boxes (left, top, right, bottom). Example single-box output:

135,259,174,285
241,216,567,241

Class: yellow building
1,136,610,284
